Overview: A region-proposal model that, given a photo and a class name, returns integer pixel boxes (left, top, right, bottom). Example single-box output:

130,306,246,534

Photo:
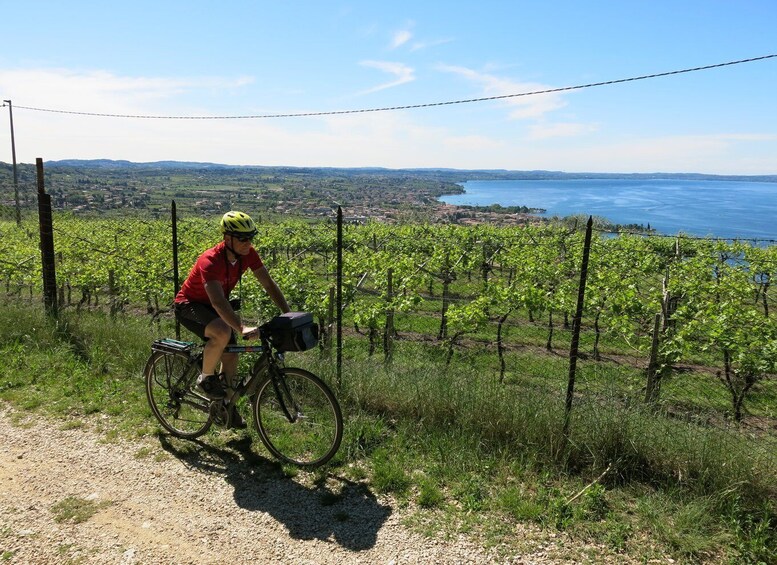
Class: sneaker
229,406,247,430
196,373,226,400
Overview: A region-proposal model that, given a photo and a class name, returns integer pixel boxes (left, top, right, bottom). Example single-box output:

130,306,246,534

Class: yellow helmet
220,211,257,237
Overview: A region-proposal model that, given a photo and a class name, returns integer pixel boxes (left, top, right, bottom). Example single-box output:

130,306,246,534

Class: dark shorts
174,301,236,344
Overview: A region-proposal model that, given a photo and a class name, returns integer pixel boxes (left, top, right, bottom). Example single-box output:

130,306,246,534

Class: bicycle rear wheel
145,350,212,438
252,368,343,467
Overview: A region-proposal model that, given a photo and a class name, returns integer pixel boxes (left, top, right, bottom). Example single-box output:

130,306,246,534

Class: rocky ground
0,406,670,564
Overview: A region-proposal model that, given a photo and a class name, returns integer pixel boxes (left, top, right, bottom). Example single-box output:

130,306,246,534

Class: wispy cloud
358,60,415,95
4,68,775,174
549,133,777,174
391,29,413,49
389,21,451,52
437,64,566,120
410,38,454,52
0,68,253,112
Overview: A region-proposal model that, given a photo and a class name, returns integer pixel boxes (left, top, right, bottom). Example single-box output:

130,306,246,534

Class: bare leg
202,318,232,375
220,352,238,386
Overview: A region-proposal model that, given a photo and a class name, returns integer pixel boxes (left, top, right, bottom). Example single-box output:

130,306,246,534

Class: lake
439,178,777,240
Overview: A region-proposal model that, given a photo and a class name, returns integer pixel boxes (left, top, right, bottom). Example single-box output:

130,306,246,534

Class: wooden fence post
645,313,662,403
326,286,335,354
438,252,451,340
563,216,593,439
172,200,180,339
36,158,57,317
384,267,394,363
336,206,343,386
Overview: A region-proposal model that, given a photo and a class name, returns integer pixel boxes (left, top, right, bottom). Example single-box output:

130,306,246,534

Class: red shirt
175,241,263,304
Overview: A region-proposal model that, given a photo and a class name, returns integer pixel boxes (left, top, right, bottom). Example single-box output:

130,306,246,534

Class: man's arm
204,281,243,332
253,265,291,313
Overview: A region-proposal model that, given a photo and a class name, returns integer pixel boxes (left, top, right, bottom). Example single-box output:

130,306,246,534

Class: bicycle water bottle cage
151,338,196,355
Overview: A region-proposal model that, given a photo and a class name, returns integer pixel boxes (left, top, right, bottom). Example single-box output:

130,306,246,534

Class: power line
9,54,777,120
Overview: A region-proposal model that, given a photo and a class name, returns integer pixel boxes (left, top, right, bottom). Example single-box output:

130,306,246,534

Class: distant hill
47,159,232,170
14,159,777,183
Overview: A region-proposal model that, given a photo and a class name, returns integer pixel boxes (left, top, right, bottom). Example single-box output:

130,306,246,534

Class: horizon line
1,158,776,178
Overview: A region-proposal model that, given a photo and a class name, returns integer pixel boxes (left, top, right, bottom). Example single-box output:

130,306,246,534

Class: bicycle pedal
209,401,231,427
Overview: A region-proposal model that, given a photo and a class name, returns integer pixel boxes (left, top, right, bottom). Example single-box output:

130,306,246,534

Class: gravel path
0,407,662,564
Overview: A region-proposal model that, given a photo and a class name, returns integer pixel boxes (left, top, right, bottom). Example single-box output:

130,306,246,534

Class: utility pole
3,100,20,225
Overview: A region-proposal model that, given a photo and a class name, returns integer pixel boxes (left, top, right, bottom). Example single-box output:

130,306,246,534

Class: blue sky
1,1,776,174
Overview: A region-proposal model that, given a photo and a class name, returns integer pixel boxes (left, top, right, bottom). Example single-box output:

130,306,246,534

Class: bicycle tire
252,367,343,467
144,350,213,438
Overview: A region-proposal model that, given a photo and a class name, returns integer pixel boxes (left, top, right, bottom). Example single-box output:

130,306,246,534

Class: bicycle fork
269,369,303,424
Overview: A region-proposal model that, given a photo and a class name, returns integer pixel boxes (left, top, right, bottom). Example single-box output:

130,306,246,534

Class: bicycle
144,312,343,467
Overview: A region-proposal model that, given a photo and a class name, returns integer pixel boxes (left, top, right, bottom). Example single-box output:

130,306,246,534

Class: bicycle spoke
145,351,212,438
146,344,342,466
253,368,342,467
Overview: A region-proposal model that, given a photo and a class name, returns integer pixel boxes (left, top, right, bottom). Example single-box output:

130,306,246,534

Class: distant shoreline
438,178,777,240
10,159,776,184
1,160,775,238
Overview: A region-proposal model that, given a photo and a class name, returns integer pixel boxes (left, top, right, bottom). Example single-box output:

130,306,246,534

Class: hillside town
0,161,546,226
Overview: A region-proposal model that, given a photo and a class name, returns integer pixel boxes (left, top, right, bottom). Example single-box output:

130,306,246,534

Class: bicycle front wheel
252,368,343,467
145,350,212,438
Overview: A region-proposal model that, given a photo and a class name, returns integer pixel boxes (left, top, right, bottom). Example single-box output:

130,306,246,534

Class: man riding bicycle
174,211,290,410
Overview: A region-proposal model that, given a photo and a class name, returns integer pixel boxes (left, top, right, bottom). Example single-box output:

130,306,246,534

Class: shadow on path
158,433,391,551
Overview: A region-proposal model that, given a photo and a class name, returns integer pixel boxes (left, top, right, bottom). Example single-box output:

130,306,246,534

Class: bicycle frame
147,329,343,466
150,338,202,396
222,338,296,423
151,335,304,427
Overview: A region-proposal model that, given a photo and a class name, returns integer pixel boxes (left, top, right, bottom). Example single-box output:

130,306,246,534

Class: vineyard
1,204,775,476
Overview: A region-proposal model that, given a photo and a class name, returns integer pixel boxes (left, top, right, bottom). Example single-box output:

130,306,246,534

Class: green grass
50,496,111,524
0,300,775,564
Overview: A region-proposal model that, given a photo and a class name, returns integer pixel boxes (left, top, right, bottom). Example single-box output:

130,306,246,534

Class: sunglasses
231,234,255,243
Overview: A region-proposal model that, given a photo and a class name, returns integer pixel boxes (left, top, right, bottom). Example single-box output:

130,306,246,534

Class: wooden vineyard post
563,216,593,440
36,158,58,317
384,267,394,364
336,206,343,386
645,313,662,403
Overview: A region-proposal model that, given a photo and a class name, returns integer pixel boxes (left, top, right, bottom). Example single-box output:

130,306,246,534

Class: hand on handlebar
241,326,260,340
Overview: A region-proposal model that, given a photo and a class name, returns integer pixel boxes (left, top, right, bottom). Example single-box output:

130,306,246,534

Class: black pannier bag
263,311,319,352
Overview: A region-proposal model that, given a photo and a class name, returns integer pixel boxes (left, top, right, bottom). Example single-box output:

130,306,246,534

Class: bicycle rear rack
152,338,196,355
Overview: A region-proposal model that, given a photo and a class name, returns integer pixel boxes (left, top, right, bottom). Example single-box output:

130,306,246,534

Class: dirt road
0,407,651,564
